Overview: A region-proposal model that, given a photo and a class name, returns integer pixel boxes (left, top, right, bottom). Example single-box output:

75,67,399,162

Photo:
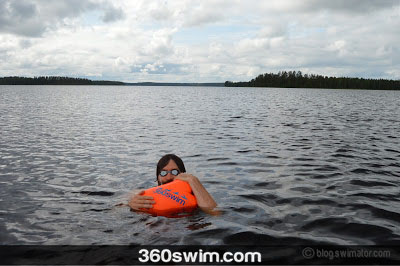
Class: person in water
128,154,217,212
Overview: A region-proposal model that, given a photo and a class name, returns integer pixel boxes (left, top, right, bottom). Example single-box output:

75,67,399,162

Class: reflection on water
0,85,399,245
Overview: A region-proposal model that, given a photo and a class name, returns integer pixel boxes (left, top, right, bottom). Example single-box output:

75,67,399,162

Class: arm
174,173,217,211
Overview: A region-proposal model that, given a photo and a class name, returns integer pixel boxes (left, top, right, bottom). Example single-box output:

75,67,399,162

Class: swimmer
128,154,217,213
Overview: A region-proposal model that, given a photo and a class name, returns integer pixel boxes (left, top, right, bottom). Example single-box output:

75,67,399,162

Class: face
158,159,180,185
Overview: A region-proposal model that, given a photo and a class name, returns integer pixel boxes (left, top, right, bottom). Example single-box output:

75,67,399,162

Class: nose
161,173,173,181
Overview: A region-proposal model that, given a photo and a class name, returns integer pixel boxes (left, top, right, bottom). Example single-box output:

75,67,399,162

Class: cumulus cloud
0,0,125,37
146,28,177,56
300,0,398,13
259,0,398,14
327,40,347,55
0,1,44,37
0,0,399,81
182,4,225,27
135,0,228,27
101,4,125,23
144,1,175,22
258,24,286,38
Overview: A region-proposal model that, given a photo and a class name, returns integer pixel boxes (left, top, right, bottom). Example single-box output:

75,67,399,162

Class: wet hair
156,154,186,185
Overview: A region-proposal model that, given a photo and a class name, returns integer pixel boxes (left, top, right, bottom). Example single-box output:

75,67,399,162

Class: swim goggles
159,169,180,177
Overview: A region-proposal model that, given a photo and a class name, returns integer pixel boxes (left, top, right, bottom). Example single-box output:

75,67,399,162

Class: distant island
2,73,399,90
0,76,124,85
125,82,224,87
225,71,400,90
0,76,224,87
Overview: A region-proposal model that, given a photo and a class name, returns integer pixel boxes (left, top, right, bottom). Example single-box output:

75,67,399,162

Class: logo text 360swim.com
154,188,187,206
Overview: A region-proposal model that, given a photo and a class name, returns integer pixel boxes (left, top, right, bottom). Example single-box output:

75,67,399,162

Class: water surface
0,85,399,245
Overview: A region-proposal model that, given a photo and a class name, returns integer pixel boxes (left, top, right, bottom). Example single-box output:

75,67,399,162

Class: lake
0,85,399,245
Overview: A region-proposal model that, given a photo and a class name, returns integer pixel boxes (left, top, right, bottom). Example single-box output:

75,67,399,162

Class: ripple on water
1,86,400,246
350,179,397,187
73,191,115,196
348,192,400,202
301,217,398,244
252,181,282,190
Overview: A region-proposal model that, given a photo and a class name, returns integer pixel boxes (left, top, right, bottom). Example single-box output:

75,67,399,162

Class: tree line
0,76,124,85
225,71,400,90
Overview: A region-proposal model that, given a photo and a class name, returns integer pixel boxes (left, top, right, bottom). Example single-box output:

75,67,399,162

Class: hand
128,190,155,211
174,173,198,184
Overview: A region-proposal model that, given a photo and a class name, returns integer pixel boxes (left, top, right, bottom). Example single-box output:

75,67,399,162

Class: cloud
0,0,399,82
258,24,287,38
0,0,125,37
182,4,225,27
129,62,189,75
101,4,125,23
0,36,18,53
145,1,175,22
327,40,347,55
146,28,178,56
258,0,398,14
300,0,398,13
0,1,44,37
134,0,228,28
19,39,33,49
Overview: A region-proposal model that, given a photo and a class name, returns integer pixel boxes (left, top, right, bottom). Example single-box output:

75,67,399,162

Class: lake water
0,85,399,245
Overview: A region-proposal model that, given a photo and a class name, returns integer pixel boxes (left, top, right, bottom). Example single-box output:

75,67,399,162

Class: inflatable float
141,179,198,217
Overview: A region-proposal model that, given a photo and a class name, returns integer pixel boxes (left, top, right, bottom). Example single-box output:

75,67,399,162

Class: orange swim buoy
141,179,198,217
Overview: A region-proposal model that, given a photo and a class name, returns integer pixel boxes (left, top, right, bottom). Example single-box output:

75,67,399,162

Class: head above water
156,154,186,185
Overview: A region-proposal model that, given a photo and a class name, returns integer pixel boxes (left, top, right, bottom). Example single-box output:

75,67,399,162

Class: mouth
159,179,173,185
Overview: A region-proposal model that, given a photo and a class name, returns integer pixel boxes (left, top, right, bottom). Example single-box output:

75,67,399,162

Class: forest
225,71,400,90
0,76,223,86
0,76,124,85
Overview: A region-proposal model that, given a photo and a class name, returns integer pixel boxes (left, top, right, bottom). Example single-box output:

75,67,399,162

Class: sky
0,0,399,82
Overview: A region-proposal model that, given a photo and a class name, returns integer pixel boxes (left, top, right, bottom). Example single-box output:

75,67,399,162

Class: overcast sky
0,0,399,82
